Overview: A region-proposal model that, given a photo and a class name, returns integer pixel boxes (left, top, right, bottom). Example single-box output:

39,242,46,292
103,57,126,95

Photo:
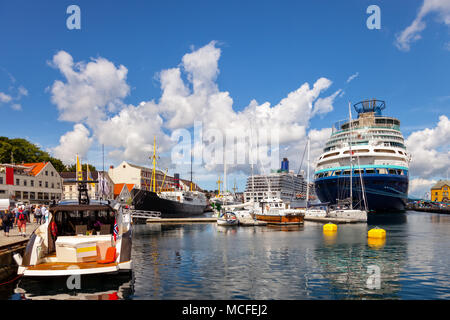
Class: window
16,178,20,185
45,171,48,176
45,181,48,188
51,183,54,188
24,180,27,186
31,180,34,187
39,181,42,187
334,171,341,176
343,170,351,175
378,168,388,174
51,171,54,176
388,169,397,175
0,177,3,184
366,169,376,174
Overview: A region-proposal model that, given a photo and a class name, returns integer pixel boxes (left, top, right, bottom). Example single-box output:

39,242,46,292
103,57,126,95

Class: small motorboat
217,211,239,226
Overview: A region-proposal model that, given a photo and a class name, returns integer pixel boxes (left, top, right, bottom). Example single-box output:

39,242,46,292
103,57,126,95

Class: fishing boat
16,181,132,277
217,211,239,226
254,197,304,225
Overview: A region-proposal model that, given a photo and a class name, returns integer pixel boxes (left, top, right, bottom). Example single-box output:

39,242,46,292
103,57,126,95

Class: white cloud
52,123,94,164
0,92,12,103
346,72,359,83
11,104,22,111
49,50,130,125
49,42,342,181
18,86,28,97
395,0,450,51
409,178,437,198
406,115,450,178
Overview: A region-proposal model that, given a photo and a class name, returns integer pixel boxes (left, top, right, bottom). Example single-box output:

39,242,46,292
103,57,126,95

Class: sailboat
303,138,328,218
327,102,368,221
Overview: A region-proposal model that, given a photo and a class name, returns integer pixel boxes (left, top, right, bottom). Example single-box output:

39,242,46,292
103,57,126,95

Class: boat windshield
52,209,115,236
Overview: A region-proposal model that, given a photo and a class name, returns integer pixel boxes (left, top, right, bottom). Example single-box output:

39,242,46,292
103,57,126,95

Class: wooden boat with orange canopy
16,180,132,277
254,197,304,225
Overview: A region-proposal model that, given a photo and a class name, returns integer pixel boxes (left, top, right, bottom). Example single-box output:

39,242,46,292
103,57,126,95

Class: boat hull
314,174,408,212
255,214,304,225
131,189,207,218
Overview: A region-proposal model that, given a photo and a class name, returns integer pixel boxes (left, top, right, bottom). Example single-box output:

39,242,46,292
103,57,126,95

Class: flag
76,154,83,181
113,218,119,241
86,163,95,188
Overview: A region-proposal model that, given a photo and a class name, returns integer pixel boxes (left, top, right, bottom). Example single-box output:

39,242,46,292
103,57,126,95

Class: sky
0,0,449,197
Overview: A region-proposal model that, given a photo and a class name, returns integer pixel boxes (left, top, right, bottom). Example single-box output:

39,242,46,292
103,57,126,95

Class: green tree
0,136,78,172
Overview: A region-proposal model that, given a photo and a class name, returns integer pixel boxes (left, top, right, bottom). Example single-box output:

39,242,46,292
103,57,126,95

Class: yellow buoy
368,227,386,239
368,237,386,249
323,223,337,232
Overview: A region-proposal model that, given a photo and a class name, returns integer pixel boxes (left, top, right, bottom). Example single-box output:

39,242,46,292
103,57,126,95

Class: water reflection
13,274,134,300
2,211,450,299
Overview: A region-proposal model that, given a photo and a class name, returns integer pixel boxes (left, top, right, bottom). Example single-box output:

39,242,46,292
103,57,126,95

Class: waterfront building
431,180,450,202
243,158,308,203
0,162,63,205
108,161,202,192
113,183,135,203
60,171,115,201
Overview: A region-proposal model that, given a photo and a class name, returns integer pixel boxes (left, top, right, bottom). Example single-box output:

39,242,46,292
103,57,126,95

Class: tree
0,136,78,172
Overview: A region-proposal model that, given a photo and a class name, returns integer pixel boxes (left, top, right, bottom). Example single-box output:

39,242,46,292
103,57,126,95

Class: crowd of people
0,204,49,238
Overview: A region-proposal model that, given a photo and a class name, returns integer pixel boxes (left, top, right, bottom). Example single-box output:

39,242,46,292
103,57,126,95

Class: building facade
0,162,63,204
431,180,450,202
108,161,200,192
60,171,115,201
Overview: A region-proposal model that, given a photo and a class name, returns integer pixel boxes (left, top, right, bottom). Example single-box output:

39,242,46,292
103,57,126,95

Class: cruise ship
314,99,410,212
244,158,309,203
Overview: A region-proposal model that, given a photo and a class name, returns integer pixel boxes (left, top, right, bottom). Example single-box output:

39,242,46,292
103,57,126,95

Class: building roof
431,180,450,190
113,183,135,197
21,162,48,176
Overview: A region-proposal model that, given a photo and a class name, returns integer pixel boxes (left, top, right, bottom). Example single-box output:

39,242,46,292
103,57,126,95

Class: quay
304,216,366,224
0,223,39,282
146,217,218,223
407,205,450,214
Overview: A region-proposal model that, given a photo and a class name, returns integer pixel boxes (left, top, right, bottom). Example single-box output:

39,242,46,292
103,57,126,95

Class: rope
0,274,22,287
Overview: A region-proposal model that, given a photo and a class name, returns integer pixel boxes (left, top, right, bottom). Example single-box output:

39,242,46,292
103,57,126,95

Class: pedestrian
42,205,49,224
1,209,14,237
34,205,42,224
15,205,28,237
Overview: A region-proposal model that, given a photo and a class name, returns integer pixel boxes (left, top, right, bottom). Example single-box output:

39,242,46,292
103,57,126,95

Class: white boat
217,211,239,226
17,181,132,277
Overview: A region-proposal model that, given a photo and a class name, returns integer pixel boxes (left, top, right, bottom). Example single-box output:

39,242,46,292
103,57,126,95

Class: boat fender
13,253,23,266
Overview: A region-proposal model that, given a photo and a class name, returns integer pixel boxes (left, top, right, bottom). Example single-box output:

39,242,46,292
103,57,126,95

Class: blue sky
0,0,449,194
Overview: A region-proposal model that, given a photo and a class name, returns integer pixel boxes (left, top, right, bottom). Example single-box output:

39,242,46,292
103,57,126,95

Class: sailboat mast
306,138,310,210
152,136,156,193
348,101,353,210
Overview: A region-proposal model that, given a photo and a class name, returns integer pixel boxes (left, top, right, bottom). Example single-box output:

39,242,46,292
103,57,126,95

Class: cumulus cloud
49,42,342,180
395,0,450,51
406,115,450,178
49,50,130,125
52,123,94,164
409,178,438,198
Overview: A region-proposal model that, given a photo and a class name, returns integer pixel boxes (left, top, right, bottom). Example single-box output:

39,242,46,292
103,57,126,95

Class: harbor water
2,210,450,300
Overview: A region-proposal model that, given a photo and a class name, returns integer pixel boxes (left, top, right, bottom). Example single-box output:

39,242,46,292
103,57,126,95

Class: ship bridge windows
378,168,388,174
343,149,370,154
365,169,377,174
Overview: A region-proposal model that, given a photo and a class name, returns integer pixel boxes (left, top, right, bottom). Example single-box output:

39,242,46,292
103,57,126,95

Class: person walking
42,205,49,224
1,209,14,237
15,205,28,237
34,205,42,224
